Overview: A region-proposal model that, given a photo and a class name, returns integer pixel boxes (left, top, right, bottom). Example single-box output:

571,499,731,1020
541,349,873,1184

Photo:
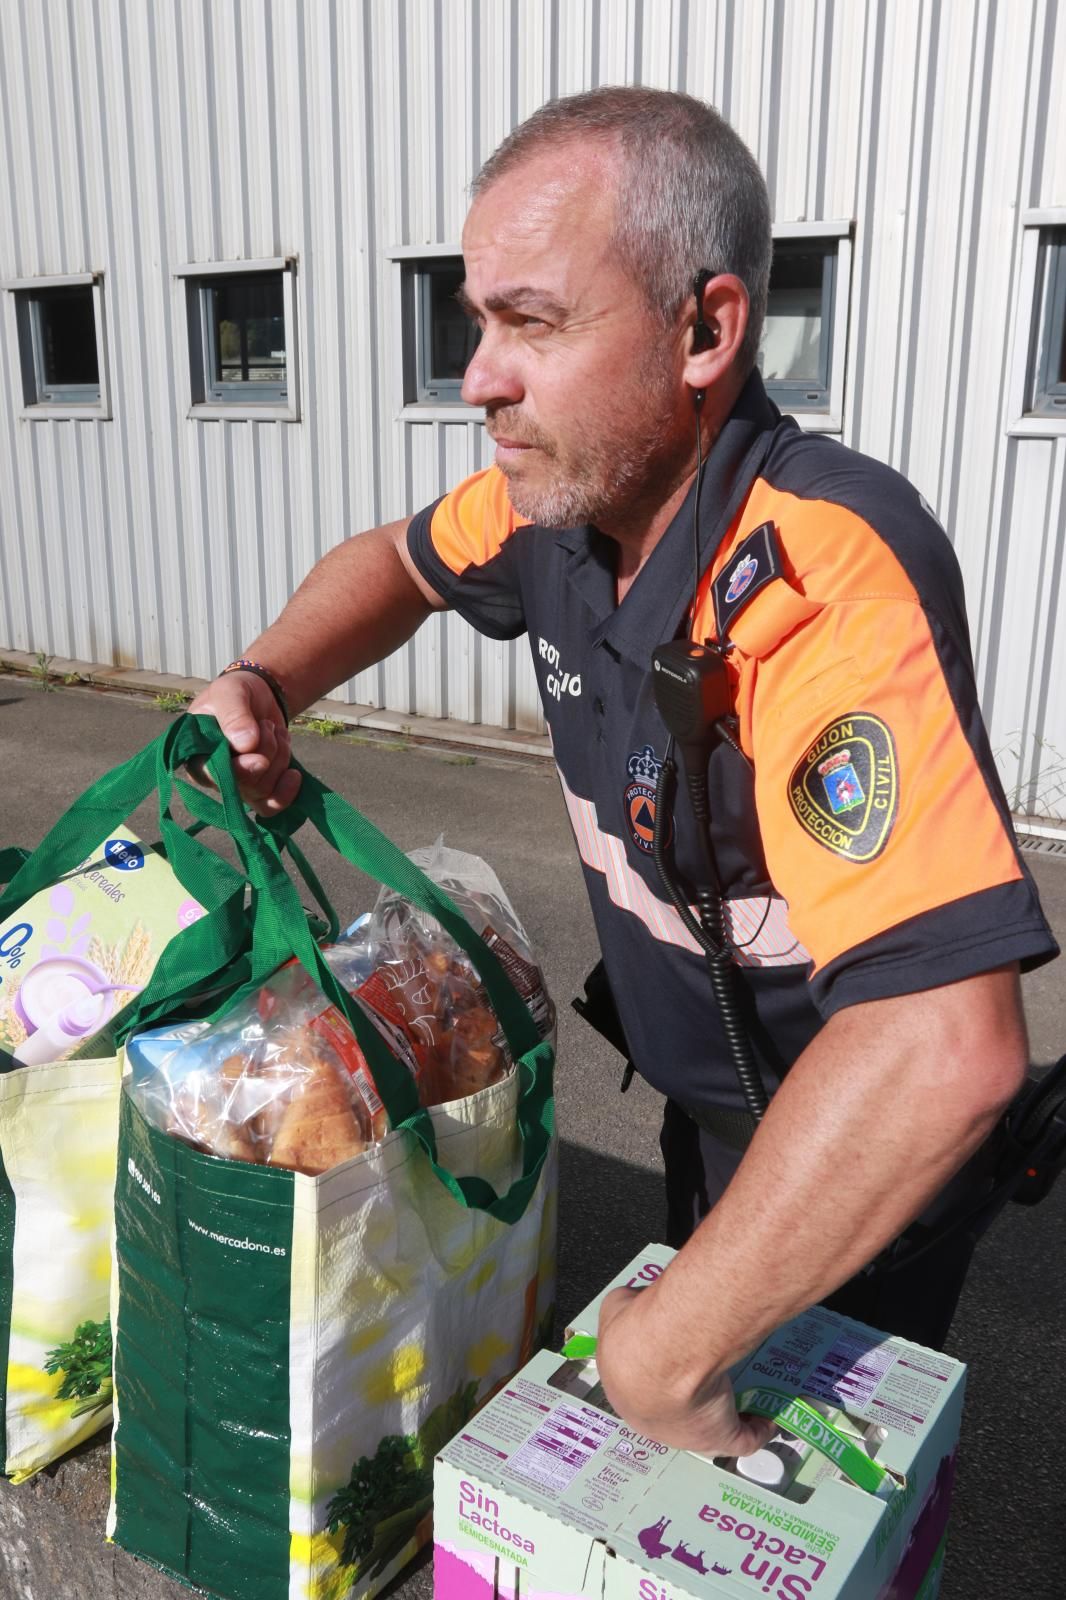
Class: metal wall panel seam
1015,440,1065,815
807,0,829,222
775,0,815,221
329,0,353,569
60,0,93,264
50,426,82,660
190,422,218,672
372,0,410,548
13,0,46,271
40,0,71,270
159,0,208,676
982,0,1065,800
442,423,477,723
889,0,938,482
273,0,311,649
934,0,990,542
231,1,254,259
971,0,1043,711
988,441,1049,808
1024,0,1062,207
292,0,324,603
864,0,916,468
1046,0,1066,198
841,0,884,451
0,26,32,648
115,0,168,671
143,0,195,676
229,421,255,648
758,0,784,212
940,0,1009,595
82,0,139,669
23,425,57,649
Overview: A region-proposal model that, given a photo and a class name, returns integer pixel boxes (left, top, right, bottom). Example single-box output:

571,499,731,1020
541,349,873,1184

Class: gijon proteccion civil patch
788,712,899,862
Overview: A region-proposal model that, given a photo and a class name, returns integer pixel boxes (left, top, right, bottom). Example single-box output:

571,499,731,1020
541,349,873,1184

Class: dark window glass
1030,231,1066,413
209,273,285,386
424,262,479,389
36,286,99,388
760,244,832,390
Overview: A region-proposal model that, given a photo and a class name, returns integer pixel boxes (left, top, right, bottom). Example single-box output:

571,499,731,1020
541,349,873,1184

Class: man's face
459,144,689,529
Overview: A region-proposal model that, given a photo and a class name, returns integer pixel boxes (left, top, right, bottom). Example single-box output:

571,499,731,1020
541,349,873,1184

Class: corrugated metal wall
1,0,1064,810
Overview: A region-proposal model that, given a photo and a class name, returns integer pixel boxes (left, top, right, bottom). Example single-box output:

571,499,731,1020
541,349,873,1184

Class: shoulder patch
788,713,899,862
712,521,782,640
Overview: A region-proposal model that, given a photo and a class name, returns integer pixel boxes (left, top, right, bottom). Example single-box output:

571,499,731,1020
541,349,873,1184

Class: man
190,88,1057,1457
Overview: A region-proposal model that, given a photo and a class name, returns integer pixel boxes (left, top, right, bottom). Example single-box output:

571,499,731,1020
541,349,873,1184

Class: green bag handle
0,729,275,1062
157,716,554,1225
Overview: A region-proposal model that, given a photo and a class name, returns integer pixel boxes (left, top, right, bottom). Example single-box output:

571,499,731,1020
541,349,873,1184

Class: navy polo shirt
406,373,1057,1117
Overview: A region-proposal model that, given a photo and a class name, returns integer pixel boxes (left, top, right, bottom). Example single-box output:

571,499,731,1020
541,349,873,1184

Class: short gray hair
472,86,772,375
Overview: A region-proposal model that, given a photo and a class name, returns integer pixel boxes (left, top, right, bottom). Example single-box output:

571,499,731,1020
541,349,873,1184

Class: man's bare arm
188,519,444,809
596,964,1028,1452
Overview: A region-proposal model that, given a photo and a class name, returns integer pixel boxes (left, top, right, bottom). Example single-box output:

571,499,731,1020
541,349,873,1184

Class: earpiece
691,268,718,353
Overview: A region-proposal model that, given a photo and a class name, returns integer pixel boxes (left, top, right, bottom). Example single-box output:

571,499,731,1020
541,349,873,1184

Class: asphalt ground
1,680,1064,1598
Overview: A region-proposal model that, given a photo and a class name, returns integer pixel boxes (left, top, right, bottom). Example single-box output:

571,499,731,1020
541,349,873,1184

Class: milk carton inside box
0,834,204,1065
434,1243,965,1600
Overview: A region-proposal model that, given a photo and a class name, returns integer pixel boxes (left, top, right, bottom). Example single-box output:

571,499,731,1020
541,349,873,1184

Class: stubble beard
490,352,679,530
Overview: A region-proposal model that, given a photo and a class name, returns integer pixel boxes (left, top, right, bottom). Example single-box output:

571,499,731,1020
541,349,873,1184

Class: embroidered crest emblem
624,745,670,855
788,714,898,862
724,555,759,605
711,522,782,640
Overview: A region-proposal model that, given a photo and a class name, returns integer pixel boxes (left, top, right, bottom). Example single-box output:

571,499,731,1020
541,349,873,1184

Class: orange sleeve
406,466,531,640
425,467,529,575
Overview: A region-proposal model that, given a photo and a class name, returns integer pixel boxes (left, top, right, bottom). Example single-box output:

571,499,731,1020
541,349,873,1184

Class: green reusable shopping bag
108,715,557,1600
0,718,329,1481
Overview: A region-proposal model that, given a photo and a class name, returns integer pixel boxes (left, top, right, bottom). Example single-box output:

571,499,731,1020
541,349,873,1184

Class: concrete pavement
0,679,1063,1599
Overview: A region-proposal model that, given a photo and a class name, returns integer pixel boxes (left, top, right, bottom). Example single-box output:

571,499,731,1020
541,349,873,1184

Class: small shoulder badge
711,521,782,640
788,713,899,862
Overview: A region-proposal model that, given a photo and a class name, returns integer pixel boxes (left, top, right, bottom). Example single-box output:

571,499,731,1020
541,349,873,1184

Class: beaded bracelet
220,658,291,726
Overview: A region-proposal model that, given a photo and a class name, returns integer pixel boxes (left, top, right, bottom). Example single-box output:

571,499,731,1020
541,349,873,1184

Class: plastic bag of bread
341,839,554,1104
126,953,398,1176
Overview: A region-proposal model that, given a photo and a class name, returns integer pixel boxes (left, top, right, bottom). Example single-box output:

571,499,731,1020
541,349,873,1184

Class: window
388,250,479,411
177,258,299,420
758,226,851,428
760,243,836,408
417,259,479,401
4,273,110,418
1028,228,1066,416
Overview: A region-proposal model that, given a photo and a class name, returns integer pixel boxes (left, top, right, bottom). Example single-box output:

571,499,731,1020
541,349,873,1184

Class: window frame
3,272,111,420
1007,211,1066,437
175,257,300,422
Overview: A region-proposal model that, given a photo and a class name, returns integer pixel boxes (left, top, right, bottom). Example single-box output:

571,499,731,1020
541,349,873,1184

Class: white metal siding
1,0,1063,809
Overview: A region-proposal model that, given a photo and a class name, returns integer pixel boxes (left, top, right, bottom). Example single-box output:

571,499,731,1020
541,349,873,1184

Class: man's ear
683,273,749,394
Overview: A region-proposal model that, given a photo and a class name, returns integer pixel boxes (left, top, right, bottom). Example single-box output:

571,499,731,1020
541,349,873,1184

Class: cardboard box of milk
0,834,204,1066
434,1244,965,1600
